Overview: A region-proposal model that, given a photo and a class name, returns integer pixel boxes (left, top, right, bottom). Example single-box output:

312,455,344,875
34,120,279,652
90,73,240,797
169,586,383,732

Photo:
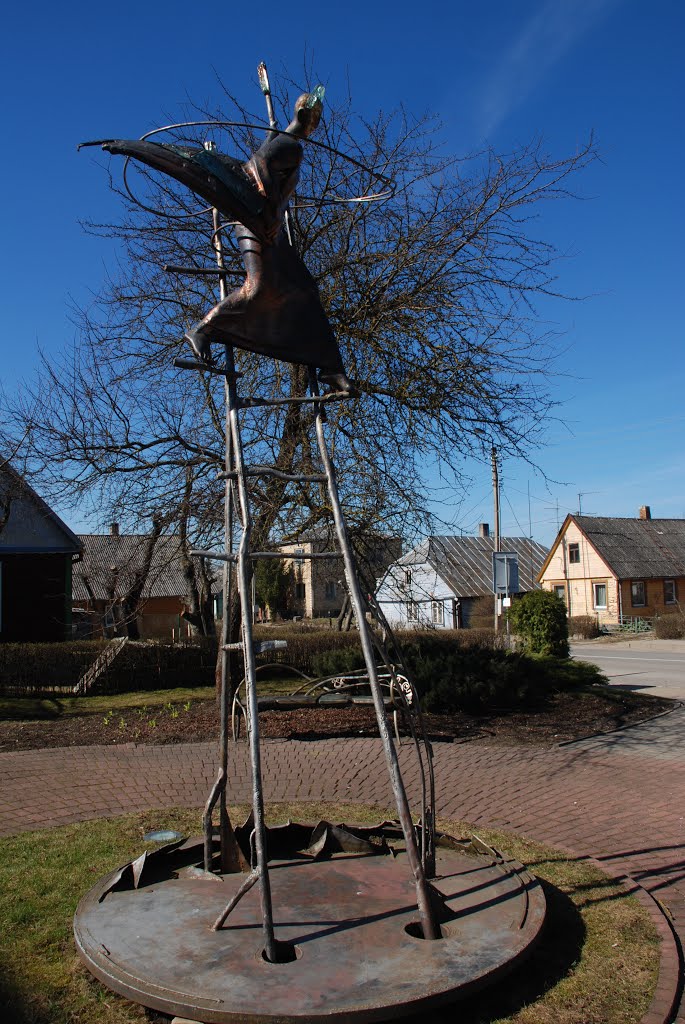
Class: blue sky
1,0,683,546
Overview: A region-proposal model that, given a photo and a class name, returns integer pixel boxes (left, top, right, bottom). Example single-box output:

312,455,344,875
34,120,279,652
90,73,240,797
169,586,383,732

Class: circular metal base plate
74,840,545,1023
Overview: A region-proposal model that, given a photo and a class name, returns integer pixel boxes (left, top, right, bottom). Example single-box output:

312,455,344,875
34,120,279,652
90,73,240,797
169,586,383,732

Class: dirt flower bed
0,689,674,751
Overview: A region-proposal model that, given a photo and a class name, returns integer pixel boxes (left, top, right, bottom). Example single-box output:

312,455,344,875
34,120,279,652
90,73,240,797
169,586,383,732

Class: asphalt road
570,638,685,700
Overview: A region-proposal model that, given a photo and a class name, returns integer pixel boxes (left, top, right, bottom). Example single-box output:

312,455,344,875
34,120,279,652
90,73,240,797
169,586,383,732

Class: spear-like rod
258,60,294,246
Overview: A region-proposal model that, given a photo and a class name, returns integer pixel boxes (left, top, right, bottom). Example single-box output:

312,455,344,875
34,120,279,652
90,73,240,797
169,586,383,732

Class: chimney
639,506,651,521
478,523,490,538
110,523,120,536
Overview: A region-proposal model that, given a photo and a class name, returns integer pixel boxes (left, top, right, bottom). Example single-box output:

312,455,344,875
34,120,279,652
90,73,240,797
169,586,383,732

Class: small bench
231,665,414,743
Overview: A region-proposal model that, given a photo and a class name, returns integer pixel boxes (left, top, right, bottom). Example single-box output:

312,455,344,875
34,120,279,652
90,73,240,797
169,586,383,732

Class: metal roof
573,516,685,579
73,534,201,601
394,535,547,598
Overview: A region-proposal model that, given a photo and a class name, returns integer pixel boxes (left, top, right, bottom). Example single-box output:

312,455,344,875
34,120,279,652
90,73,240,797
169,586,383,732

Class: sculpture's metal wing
98,139,267,238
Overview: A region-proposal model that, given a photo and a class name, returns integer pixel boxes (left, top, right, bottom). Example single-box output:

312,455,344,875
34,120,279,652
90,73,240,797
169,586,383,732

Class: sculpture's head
291,86,325,138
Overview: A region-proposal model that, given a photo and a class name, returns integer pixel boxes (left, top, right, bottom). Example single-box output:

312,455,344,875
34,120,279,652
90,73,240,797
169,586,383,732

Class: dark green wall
0,553,73,642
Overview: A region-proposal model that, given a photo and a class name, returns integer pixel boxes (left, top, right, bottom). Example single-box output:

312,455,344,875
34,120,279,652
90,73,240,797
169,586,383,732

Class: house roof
72,533,198,601
0,462,82,554
570,516,685,579
388,535,547,598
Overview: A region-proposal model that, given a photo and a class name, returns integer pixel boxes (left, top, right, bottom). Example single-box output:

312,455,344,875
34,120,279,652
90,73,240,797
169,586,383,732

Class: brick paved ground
1,712,684,1020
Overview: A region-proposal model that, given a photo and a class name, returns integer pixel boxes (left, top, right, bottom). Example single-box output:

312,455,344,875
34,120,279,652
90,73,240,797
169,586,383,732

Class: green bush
508,591,569,657
654,613,685,639
310,646,365,677
419,650,605,714
301,629,560,713
568,615,601,640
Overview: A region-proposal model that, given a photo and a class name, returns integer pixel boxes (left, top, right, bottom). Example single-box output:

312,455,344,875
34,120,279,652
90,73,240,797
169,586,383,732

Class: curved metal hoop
120,119,396,222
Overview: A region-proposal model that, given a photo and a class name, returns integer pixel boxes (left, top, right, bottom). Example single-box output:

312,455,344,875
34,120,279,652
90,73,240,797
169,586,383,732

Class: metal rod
228,375,278,961
308,369,438,939
213,869,260,931
196,157,238,876
215,200,237,876
257,61,296,248
173,357,238,376
366,590,436,875
257,62,278,131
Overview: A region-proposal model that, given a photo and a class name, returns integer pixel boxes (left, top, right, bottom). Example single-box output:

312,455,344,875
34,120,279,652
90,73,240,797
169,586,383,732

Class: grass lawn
0,803,660,1024
0,677,300,721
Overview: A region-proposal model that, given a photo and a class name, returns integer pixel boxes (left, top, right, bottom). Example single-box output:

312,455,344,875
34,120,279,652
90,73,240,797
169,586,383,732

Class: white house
375,527,547,629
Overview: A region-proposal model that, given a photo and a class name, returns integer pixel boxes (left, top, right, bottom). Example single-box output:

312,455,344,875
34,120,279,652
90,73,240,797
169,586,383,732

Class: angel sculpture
83,89,352,391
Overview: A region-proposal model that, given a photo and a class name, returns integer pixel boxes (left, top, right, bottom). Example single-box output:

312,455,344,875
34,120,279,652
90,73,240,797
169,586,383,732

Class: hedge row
0,639,218,695
0,626,592,712
252,626,506,677
0,628,505,696
0,640,108,694
100,640,218,692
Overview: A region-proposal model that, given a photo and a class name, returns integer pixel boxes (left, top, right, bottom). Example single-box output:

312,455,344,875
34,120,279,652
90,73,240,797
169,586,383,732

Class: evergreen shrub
508,590,569,657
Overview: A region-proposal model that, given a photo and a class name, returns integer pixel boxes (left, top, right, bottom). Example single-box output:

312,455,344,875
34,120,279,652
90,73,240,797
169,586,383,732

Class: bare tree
178,468,216,636
3,75,595,573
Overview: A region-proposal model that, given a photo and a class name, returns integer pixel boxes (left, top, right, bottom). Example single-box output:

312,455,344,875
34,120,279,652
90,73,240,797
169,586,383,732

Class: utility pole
492,447,501,552
492,446,501,631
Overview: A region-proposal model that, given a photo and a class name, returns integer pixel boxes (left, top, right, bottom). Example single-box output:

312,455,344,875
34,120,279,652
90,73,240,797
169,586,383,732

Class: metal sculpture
80,88,351,389
74,65,546,1023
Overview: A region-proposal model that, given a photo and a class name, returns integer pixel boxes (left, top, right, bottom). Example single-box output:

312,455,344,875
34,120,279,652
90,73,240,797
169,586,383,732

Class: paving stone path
1,711,684,1020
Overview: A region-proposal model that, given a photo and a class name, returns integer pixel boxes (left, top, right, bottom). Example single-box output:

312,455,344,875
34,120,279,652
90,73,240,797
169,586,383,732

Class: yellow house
538,506,685,626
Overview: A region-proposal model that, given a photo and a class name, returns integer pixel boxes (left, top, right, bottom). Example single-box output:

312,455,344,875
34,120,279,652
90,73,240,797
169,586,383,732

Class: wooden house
0,463,82,642
537,506,685,626
73,526,207,639
375,527,547,629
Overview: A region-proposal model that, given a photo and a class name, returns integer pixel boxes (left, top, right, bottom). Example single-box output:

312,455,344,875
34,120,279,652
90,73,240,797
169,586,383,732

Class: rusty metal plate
74,840,545,1023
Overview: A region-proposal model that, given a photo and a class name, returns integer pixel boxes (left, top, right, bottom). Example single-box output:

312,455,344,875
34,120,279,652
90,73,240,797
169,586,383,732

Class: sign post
492,552,519,632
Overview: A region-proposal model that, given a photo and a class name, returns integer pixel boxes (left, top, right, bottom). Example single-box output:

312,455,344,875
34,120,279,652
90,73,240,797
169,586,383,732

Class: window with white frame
431,601,444,626
631,580,646,607
664,580,677,605
404,569,412,587
568,543,580,564
553,584,566,603
593,582,607,610
294,548,305,566
406,600,419,621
